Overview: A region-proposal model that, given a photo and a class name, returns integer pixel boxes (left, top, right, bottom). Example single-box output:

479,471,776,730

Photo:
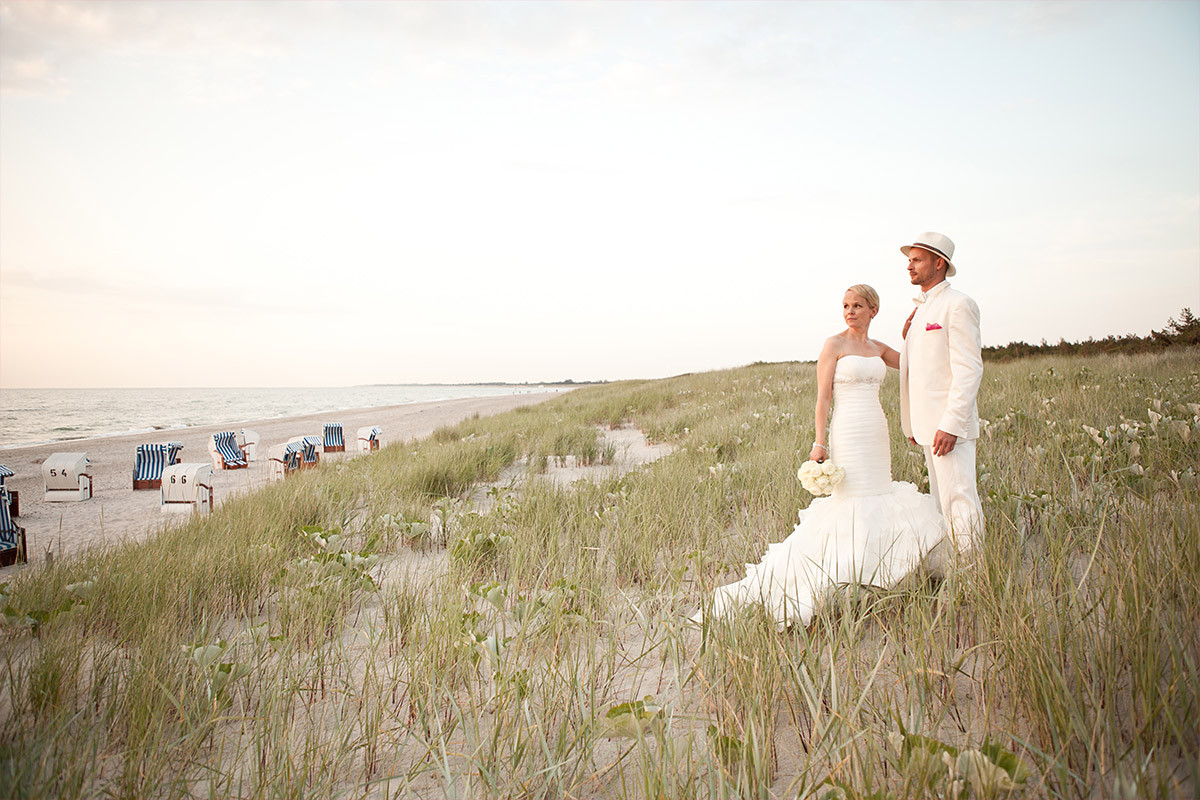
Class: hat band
913,243,952,263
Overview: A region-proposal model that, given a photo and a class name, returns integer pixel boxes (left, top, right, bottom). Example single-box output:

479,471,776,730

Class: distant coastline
364,379,608,388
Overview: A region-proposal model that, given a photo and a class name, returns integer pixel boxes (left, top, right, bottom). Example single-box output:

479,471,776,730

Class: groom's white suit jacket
900,281,983,446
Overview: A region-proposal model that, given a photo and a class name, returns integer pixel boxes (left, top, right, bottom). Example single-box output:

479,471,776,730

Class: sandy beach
0,391,565,569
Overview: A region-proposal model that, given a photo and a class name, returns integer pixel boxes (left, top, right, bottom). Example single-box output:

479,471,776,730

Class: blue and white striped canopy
323,423,344,448
298,436,320,462
134,444,172,481
0,487,19,548
213,431,246,466
0,465,13,486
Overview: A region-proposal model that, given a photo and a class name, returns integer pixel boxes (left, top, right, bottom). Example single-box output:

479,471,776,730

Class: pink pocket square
925,322,943,331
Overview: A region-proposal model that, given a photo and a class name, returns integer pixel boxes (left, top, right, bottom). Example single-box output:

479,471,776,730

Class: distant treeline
983,307,1199,361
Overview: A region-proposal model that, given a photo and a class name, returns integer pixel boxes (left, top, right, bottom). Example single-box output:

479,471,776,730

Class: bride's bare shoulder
819,334,846,358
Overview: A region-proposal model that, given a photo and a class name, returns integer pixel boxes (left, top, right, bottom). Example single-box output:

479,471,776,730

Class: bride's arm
878,342,901,370
810,339,838,462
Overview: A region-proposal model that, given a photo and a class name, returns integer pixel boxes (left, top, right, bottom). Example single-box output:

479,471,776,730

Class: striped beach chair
0,465,16,519
0,486,27,566
209,431,247,470
133,443,182,490
268,443,302,481
293,436,321,469
285,441,305,470
357,426,382,453
323,423,346,453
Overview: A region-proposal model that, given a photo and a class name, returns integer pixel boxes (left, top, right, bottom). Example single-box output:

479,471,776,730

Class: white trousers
923,438,984,551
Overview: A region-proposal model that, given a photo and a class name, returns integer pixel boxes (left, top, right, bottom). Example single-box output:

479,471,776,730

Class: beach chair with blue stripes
0,486,28,566
268,443,303,481
287,436,322,469
323,423,346,453
357,426,383,453
0,465,16,519
208,431,247,470
133,443,182,490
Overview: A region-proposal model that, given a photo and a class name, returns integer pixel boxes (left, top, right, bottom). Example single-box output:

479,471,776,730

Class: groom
899,232,985,551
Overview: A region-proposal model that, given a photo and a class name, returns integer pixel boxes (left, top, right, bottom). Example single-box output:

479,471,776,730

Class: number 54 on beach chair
43,453,93,502
208,432,248,470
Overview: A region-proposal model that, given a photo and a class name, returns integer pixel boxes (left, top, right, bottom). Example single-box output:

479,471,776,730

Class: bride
702,284,946,629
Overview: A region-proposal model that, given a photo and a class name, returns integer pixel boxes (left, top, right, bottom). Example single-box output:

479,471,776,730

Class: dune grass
0,350,1196,798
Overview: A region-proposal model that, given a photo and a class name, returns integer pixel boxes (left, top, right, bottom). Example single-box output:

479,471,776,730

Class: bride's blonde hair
846,284,880,311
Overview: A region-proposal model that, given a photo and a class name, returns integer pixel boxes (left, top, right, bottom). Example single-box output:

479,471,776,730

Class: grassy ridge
0,350,1197,798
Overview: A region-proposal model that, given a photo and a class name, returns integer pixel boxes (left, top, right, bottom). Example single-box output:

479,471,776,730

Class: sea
0,385,563,450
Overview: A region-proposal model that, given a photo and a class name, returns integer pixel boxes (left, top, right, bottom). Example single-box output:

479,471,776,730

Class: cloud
0,0,287,95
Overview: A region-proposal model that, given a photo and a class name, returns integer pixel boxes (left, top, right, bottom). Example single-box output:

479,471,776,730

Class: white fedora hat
901,232,956,277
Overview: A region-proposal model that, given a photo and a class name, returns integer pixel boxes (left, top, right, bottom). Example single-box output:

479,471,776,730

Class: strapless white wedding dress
706,355,945,629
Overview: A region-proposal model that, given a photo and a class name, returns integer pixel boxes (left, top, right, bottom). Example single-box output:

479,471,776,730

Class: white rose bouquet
797,459,845,496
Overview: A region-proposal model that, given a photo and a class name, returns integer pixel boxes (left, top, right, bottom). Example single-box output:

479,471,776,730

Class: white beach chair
161,463,214,516
43,453,93,502
208,431,248,470
237,429,261,462
357,426,382,453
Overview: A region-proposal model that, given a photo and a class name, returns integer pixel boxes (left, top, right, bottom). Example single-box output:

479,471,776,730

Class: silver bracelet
812,442,828,452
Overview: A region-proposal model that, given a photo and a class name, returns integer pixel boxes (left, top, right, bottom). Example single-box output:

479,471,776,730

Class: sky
1,0,1197,388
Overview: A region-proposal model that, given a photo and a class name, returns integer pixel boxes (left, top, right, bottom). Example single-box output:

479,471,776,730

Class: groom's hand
932,429,958,456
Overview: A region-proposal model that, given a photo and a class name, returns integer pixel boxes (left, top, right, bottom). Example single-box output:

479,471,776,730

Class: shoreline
0,384,577,450
0,391,567,569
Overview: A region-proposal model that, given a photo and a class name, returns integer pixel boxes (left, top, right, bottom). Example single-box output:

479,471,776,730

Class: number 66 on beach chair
161,463,213,515
208,431,248,470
